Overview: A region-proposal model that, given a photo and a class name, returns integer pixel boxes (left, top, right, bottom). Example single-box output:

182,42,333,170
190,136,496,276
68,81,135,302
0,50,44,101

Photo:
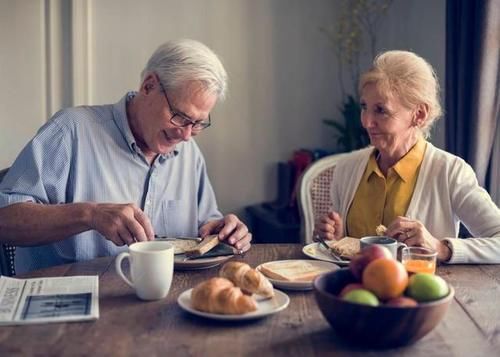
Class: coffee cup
115,241,174,300
360,236,407,260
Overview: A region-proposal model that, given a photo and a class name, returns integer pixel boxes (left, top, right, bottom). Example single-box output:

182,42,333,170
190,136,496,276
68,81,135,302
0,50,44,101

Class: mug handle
115,252,134,288
396,242,407,261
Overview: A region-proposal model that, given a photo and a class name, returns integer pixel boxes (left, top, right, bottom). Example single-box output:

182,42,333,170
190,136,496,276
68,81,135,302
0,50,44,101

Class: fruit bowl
313,268,454,348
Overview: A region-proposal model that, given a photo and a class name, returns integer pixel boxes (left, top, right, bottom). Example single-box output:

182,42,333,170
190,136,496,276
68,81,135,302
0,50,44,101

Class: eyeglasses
158,81,211,131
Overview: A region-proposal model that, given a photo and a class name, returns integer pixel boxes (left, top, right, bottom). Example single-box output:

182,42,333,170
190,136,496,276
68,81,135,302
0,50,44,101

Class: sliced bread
259,260,331,282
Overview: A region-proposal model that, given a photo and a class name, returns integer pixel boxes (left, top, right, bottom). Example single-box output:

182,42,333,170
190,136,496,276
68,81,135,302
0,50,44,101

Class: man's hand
313,211,344,241
385,216,451,261
199,214,252,253
89,203,155,246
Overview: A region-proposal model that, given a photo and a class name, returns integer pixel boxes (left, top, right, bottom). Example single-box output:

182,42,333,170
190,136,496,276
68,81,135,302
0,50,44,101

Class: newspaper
0,275,99,325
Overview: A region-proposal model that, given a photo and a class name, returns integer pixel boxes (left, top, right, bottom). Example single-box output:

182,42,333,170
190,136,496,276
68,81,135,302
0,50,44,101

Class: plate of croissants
177,261,290,320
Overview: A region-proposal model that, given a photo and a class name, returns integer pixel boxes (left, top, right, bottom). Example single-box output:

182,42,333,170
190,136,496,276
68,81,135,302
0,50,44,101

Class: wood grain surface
0,244,498,356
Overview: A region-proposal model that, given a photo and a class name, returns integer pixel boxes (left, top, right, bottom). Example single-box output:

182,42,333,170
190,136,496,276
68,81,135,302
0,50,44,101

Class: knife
314,235,343,261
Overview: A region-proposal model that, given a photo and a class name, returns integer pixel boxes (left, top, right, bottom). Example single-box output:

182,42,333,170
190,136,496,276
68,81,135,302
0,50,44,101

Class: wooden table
0,244,499,356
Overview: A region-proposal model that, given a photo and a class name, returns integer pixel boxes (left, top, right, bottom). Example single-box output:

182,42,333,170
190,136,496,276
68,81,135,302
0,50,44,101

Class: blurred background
0,0,445,206
1,0,497,242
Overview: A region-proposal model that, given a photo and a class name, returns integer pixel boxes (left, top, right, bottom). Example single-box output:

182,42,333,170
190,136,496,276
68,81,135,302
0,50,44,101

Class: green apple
407,273,449,302
343,289,379,306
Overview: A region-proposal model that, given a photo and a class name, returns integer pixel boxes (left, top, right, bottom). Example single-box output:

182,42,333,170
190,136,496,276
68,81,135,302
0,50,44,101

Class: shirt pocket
159,199,197,237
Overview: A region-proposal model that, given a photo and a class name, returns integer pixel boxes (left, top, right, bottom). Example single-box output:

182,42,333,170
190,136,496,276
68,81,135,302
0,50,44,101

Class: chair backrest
0,167,16,276
298,154,348,244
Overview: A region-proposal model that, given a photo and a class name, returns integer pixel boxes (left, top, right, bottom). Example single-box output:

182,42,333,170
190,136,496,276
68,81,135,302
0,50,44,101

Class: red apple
349,245,392,280
339,283,364,298
385,296,418,307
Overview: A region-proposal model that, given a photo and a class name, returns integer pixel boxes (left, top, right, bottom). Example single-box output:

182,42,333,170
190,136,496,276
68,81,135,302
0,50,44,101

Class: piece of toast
329,237,360,260
184,235,220,258
375,224,387,236
259,260,331,282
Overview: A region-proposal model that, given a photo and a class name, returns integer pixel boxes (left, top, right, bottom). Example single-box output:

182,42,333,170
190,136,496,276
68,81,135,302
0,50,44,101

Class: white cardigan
330,142,500,264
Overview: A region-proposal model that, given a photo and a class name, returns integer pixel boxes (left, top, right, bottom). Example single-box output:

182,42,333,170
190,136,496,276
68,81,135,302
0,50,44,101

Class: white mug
115,241,174,300
360,236,407,260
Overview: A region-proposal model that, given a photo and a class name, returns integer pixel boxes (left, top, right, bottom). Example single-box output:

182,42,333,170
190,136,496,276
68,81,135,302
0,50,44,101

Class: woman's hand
313,211,344,241
385,216,452,261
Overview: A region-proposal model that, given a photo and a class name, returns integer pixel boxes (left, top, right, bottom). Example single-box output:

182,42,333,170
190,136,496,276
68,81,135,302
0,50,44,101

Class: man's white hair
141,39,227,100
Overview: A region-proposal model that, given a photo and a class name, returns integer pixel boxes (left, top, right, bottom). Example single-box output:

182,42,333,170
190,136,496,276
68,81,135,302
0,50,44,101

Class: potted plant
321,0,393,153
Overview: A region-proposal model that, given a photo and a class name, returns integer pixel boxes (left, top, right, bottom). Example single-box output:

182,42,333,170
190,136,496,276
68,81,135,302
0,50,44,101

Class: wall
0,0,446,218
0,1,46,169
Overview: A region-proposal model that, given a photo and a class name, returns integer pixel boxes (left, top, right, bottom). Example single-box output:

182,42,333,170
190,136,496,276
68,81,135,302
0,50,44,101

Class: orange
362,258,409,300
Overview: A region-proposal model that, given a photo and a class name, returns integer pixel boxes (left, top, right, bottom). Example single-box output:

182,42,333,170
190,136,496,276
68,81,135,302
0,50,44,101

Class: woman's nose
361,111,374,129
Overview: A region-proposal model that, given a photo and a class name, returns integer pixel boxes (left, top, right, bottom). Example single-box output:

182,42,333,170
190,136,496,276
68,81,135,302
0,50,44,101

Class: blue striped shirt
0,93,222,273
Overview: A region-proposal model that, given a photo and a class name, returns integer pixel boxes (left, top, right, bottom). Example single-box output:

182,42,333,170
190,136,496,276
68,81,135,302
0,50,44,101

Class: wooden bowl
313,268,454,348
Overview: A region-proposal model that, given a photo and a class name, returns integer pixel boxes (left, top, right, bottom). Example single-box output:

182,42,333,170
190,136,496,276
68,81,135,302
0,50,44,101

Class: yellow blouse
346,138,427,238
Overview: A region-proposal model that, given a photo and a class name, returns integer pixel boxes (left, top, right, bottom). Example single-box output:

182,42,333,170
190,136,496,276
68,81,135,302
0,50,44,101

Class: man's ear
141,74,156,94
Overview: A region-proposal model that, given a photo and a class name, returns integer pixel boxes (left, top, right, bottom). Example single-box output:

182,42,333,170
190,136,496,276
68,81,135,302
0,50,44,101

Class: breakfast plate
177,288,290,321
174,254,233,270
302,243,350,266
256,260,339,291
156,237,234,270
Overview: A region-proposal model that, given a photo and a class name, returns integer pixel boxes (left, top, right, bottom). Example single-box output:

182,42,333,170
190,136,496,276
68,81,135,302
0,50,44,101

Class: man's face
134,75,217,158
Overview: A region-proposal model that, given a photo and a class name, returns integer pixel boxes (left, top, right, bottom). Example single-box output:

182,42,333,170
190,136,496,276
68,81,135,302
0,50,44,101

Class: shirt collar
392,137,427,182
112,92,179,159
366,137,427,182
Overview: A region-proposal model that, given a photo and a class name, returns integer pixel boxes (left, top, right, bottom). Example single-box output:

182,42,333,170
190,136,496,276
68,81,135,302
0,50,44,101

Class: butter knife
314,235,343,261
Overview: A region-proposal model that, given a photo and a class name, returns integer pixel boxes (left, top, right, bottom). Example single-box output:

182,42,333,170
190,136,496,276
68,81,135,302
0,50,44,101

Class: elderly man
0,39,251,273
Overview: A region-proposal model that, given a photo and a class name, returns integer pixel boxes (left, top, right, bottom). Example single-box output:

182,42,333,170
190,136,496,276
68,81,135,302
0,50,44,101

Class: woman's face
360,83,417,155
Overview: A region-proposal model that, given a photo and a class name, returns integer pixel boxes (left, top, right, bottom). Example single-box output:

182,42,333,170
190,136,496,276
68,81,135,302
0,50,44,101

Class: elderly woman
315,50,500,264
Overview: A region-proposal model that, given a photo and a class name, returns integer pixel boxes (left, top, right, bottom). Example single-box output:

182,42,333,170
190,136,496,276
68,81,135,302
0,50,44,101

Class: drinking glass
401,247,437,275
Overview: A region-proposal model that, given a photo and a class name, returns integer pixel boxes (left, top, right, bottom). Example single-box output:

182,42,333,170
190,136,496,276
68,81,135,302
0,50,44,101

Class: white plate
256,260,339,291
302,243,350,266
177,288,290,321
174,254,233,270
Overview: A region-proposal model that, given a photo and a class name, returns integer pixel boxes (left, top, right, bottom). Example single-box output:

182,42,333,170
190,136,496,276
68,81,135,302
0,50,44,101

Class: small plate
256,260,339,291
177,288,290,320
174,254,233,270
302,243,350,266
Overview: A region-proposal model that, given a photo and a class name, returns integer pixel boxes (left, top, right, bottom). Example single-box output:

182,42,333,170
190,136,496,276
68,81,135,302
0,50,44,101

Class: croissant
191,277,257,314
219,261,274,298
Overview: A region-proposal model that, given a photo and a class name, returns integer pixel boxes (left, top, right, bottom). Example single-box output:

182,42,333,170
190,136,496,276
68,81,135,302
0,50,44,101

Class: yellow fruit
343,289,379,306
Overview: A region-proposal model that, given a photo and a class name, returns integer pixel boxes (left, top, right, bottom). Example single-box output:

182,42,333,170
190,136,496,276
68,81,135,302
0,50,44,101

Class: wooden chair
0,167,16,276
298,154,348,244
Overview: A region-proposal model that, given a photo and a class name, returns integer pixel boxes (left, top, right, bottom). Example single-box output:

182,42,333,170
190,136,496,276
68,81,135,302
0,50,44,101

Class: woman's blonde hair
359,50,442,138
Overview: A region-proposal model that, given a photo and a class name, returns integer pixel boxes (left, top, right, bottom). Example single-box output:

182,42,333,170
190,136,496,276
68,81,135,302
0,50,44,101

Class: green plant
323,95,369,152
321,0,393,153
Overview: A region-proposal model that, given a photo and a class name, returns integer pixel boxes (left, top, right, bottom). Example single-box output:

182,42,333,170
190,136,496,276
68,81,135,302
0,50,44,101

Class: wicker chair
298,154,348,244
0,167,16,276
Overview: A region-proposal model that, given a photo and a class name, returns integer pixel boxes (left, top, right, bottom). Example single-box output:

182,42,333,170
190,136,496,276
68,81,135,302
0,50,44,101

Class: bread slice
184,235,220,258
375,224,387,236
166,239,200,254
259,260,331,282
329,237,360,259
